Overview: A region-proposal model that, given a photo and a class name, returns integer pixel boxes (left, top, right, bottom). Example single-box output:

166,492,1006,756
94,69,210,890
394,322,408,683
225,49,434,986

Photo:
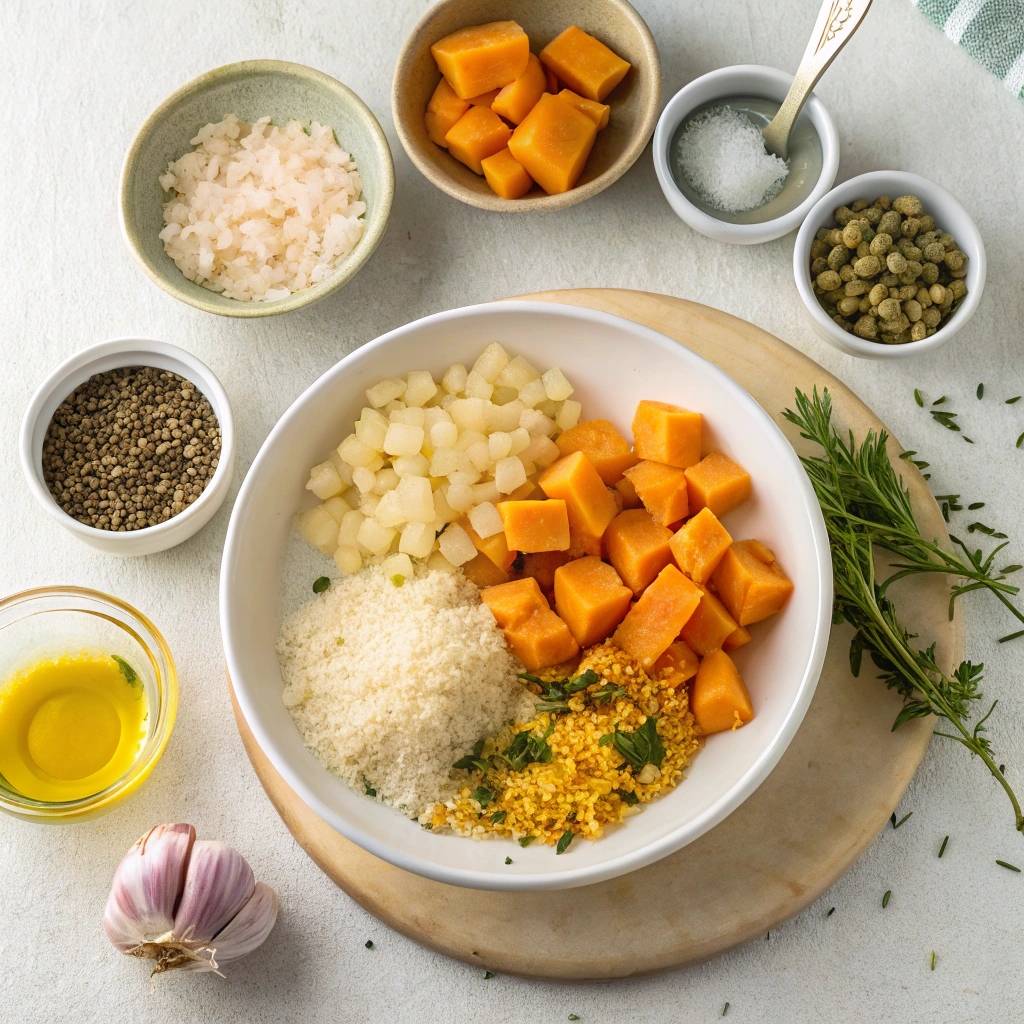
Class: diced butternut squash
508,93,597,195
723,625,751,651
691,649,754,734
613,564,703,667
556,88,610,129
544,64,560,94
614,474,643,509
680,585,738,656
669,507,733,584
497,499,570,552
538,450,618,541
492,53,547,124
467,88,501,107
431,21,531,99
539,25,631,102
462,551,510,588
462,517,515,571
555,419,637,484
505,607,579,671
516,550,571,599
712,540,795,626
653,640,700,686
508,479,544,501
632,400,702,469
554,555,632,647
481,147,534,199
623,460,689,527
425,77,470,147
685,451,752,518
445,106,513,175
604,509,673,596
480,576,547,628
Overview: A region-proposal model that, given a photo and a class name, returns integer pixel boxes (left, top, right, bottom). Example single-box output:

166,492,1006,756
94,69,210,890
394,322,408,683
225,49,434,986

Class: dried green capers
809,194,969,344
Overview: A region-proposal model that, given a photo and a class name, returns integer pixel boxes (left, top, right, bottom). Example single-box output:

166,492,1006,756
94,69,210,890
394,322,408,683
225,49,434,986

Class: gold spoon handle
762,0,873,159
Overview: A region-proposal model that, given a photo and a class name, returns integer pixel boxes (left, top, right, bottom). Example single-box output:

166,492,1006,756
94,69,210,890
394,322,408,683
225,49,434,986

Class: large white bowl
221,302,832,891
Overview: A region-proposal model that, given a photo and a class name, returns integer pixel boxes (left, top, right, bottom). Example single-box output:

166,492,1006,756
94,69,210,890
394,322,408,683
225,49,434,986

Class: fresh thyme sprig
783,388,1024,834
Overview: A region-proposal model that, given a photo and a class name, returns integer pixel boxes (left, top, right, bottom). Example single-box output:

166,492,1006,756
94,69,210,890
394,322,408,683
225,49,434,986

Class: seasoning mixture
425,642,702,848
809,194,969,343
41,367,221,531
675,105,789,213
0,651,148,802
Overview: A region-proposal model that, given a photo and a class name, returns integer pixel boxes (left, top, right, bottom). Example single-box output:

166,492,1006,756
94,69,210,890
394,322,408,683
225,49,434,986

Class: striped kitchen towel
914,0,1024,98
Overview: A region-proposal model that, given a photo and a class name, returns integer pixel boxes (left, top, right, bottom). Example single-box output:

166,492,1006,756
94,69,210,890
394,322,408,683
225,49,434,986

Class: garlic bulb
104,823,278,975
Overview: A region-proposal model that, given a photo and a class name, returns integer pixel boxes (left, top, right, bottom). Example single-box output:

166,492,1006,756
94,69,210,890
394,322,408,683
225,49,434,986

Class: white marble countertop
3,1,1023,1021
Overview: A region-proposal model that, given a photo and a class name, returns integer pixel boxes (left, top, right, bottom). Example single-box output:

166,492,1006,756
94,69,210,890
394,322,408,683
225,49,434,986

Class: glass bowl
0,587,177,823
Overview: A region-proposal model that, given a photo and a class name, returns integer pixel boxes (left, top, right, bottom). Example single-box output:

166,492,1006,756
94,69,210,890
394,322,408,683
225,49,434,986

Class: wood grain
229,289,961,980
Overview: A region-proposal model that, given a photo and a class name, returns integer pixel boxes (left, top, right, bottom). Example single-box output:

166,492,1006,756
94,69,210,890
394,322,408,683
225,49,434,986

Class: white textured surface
1,0,1023,1020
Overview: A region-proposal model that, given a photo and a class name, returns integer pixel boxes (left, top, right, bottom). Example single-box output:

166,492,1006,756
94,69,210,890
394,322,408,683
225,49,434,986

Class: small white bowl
221,301,833,891
793,170,986,359
20,338,235,555
653,65,839,245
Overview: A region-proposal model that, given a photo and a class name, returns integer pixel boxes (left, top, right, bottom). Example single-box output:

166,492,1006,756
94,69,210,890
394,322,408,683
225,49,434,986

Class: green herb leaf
569,1016,581,1021
615,788,639,806
111,655,140,687
494,724,554,772
882,889,891,908
996,859,1021,872
312,576,331,594
365,940,373,948
422,822,433,830
1017,432,1024,449
722,1004,730,1017
471,787,493,808
612,717,666,772
484,971,494,979
938,835,949,858
932,396,947,406
490,810,507,824
335,637,345,646
504,856,512,865
977,383,984,399
592,682,628,704
556,829,574,855
518,835,535,847
827,907,835,917
390,574,405,588
363,781,376,797
930,951,936,971
892,811,913,829
914,389,924,407
1007,396,1021,405
930,409,960,431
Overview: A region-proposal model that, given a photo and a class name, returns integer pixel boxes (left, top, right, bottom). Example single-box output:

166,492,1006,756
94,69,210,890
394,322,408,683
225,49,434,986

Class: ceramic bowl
653,65,839,245
221,301,833,891
0,587,177,824
392,0,661,212
120,60,394,317
20,337,235,556
793,170,986,359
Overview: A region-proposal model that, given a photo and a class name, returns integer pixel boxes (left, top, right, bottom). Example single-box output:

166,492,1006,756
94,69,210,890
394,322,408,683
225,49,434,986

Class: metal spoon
762,0,873,160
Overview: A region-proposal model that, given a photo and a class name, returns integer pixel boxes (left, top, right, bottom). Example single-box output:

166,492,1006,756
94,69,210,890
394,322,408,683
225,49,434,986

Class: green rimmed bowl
119,60,394,318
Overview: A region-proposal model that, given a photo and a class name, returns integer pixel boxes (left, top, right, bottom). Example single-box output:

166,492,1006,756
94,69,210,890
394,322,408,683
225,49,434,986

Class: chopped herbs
892,811,913,829
556,829,574,855
363,781,376,797
490,810,507,824
390,574,405,588
569,1016,581,1021
977,383,984,399
615,789,640,806
930,409,960,432
335,637,345,646
1007,396,1022,405
484,971,494,979
938,835,949,858
612,716,665,773
522,668,601,715
504,856,512,865
827,907,836,917
722,1005,730,1017
996,860,1021,872
496,725,554,772
312,575,331,594
592,681,628,704
1017,433,1024,450
364,940,373,949
932,396,947,406
598,733,614,746
111,655,140,687
471,787,493,808
914,389,924,407
882,890,891,908
518,835,535,847
930,950,936,971
968,502,985,510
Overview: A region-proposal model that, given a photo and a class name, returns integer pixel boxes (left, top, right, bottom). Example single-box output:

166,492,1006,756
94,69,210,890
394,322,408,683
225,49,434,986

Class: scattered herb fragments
484,971,494,980
1017,433,1024,450
938,835,949,858
363,781,376,797
504,857,512,865
931,951,937,971
930,408,960,432
892,811,913,829
335,637,345,646
784,388,1024,833
556,830,574,855
612,716,666,773
722,1004,730,1017
569,1016,581,1021
518,835,535,847
914,389,924,407
490,811,507,824
996,860,1021,872
882,890,891,908
111,655,139,687
471,786,493,808
312,576,331,594
827,907,836,917
365,940,373,949
932,396,947,406
977,383,984,399
615,789,640,806
1007,396,1022,405
390,574,405,588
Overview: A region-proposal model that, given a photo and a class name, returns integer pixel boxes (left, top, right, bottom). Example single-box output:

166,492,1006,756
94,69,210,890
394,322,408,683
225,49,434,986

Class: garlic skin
104,824,278,975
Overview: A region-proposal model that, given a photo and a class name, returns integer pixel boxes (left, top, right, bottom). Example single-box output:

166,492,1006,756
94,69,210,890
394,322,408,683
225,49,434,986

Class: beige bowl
392,0,661,212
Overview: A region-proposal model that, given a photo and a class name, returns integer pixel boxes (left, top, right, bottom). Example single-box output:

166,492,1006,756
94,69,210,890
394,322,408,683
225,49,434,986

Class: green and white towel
914,0,1024,98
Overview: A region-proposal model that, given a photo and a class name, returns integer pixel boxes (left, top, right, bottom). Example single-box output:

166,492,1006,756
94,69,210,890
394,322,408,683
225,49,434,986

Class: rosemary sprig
783,388,1024,834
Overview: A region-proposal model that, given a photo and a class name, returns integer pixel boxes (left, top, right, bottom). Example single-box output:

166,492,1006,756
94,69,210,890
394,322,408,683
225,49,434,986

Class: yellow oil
0,651,148,802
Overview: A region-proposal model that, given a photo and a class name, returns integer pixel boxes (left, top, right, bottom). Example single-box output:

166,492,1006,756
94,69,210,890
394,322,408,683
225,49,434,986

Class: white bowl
653,65,839,245
221,301,832,891
793,170,986,359
20,338,235,555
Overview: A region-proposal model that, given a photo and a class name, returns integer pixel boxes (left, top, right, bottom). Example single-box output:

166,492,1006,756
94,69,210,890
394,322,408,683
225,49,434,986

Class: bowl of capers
793,170,985,359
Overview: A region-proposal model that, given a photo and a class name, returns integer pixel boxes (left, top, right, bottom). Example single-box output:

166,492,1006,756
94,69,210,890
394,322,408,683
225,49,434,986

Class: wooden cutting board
229,289,961,980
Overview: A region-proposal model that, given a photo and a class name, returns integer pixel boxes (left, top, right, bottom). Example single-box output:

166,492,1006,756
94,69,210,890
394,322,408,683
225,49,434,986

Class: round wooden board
229,289,963,980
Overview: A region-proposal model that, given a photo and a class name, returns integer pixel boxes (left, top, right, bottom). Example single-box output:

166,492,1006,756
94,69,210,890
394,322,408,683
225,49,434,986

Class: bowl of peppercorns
20,338,235,555
793,170,986,359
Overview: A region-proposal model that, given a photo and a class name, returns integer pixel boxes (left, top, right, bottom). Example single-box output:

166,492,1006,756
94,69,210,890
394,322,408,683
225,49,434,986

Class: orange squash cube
632,400,703,469
480,576,548,629
508,93,597,195
445,106,513,175
544,64,560,94
497,498,570,552
538,450,618,541
505,607,579,671
431,21,530,99
723,625,751,651
691,649,754,734
555,419,637,484
462,517,515,571
685,452,752,518
467,88,501,107
614,474,643,509
462,551,510,588
604,509,673,596
556,88,610,129
680,585,739,656
653,640,700,686
516,550,571,600
425,77,471,147
623,460,689,527
539,25,631,102
613,564,703,667
507,478,543,501
481,147,534,199
492,53,547,125
554,555,632,647
712,540,794,626
669,507,733,584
